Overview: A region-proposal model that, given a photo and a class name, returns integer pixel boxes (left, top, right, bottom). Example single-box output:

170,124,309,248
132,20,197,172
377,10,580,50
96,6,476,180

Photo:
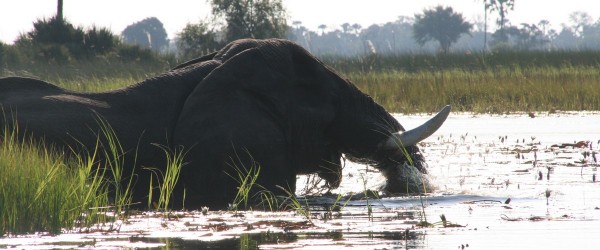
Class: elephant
0,38,450,209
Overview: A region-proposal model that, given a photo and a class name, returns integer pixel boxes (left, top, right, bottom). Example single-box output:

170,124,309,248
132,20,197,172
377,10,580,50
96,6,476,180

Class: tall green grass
94,116,135,215
347,66,600,113
146,146,186,211
1,59,168,92
225,151,279,211
322,51,600,113
0,128,110,235
0,117,137,236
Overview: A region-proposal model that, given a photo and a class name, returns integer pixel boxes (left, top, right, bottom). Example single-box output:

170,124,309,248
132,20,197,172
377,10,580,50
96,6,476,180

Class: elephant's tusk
382,105,451,148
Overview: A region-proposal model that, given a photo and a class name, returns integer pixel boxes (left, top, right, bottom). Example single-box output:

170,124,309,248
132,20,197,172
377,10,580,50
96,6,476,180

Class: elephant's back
0,77,64,93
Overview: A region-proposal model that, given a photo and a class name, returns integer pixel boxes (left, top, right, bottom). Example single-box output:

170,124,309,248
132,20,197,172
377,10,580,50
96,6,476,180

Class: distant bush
121,17,169,52
0,16,166,67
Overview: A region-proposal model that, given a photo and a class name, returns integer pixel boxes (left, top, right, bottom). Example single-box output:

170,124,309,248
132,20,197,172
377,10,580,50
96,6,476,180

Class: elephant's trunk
381,105,451,148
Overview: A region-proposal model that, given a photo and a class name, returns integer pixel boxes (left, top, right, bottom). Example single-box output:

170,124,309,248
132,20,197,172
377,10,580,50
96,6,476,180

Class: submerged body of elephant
0,39,449,208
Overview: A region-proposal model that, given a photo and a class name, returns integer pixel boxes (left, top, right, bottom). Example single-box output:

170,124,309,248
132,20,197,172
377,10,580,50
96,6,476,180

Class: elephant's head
173,39,449,206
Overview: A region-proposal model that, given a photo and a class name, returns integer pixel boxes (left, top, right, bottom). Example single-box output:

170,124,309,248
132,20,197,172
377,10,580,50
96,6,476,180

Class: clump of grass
329,192,353,213
0,128,107,235
0,117,136,236
146,145,186,211
225,151,279,211
94,117,135,216
277,186,312,222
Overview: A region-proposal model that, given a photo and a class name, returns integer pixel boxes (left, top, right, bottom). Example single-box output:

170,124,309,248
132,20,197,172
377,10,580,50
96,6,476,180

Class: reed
158,147,185,211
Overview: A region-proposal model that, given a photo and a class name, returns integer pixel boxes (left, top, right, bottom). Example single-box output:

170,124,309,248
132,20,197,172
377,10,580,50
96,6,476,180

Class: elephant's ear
182,41,338,123
254,41,339,128
175,41,338,151
254,39,325,85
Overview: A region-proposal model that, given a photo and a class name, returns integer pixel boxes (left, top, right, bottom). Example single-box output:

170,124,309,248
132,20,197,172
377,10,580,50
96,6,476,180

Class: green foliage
413,6,472,53
121,17,169,52
84,26,120,55
176,21,222,60
210,0,288,41
28,16,84,45
17,16,121,62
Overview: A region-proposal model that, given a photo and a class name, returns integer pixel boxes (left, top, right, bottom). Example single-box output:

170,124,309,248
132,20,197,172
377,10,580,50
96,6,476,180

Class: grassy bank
3,51,599,113
347,66,600,113
323,51,600,113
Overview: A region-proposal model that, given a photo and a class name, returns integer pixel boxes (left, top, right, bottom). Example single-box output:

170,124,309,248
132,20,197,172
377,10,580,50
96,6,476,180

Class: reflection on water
135,230,425,249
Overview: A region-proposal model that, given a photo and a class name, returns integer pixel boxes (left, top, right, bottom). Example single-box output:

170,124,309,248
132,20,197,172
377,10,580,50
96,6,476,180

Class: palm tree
318,24,327,35
351,23,362,36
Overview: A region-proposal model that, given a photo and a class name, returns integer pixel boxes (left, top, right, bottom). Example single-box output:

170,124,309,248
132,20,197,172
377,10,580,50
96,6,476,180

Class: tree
351,23,362,36
478,0,496,50
487,0,514,43
176,21,221,59
341,23,351,34
507,23,548,50
57,0,63,23
413,6,472,53
568,11,592,37
318,24,327,35
121,17,169,52
19,16,119,62
292,20,302,29
210,0,287,42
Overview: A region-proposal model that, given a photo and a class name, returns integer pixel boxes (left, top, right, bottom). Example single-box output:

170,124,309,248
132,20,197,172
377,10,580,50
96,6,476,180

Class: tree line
3,0,600,66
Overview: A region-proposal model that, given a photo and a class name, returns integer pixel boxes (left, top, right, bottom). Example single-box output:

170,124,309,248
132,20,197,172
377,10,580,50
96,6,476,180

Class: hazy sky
1,0,599,44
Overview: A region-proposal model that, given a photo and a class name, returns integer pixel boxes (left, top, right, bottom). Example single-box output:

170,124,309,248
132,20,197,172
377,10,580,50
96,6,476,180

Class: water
1,112,599,249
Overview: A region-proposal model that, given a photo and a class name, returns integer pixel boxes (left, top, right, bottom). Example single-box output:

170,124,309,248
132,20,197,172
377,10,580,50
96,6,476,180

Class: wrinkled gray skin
0,39,430,209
